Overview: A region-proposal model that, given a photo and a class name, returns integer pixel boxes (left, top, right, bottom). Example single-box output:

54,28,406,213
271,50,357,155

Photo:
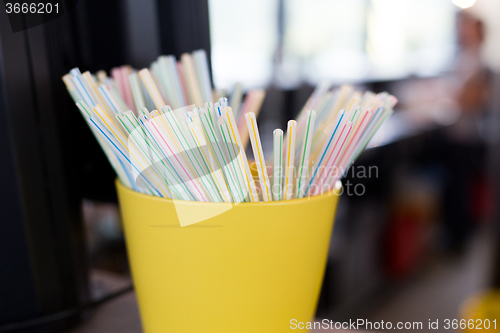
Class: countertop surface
64,270,360,333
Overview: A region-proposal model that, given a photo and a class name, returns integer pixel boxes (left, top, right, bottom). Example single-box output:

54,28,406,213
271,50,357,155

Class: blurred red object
384,210,427,280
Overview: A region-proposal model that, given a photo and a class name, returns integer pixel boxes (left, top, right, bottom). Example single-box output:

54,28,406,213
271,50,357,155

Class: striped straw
145,112,207,201
314,120,353,195
88,107,165,197
186,110,231,202
229,82,243,120
216,104,250,201
305,110,345,196
178,111,222,203
245,112,272,202
181,53,204,107
221,101,260,202
136,111,195,201
198,107,244,203
129,73,146,112
157,57,179,109
326,109,374,189
76,101,136,191
296,110,316,199
154,108,213,201
70,68,95,108
92,105,169,197
164,55,186,107
139,68,165,111
283,120,297,200
192,50,213,104
116,111,175,199
64,61,397,202
176,62,191,105
62,74,82,102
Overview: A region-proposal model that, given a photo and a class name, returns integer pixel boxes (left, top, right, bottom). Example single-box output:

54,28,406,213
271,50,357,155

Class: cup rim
116,179,342,206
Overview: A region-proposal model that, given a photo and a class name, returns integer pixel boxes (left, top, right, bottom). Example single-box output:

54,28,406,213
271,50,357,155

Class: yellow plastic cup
116,179,341,333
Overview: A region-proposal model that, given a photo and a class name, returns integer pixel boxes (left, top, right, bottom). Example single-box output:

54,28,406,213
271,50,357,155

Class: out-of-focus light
451,0,476,9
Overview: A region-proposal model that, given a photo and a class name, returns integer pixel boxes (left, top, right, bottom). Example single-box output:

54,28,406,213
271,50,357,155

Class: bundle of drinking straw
62,49,397,203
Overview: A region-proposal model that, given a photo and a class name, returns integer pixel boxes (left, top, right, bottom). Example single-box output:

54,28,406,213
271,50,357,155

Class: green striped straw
296,110,316,199
116,110,179,199
215,109,249,202
186,110,232,202
128,73,146,113
159,106,220,202
198,107,244,203
136,110,196,201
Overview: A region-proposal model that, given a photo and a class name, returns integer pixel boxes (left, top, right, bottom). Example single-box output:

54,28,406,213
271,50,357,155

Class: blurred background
1,0,500,331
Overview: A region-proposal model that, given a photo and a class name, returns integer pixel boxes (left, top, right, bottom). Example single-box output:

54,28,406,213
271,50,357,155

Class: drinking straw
110,83,130,113
192,49,213,104
91,105,166,197
150,62,166,103
96,70,107,83
310,85,353,149
163,55,186,107
136,111,195,201
303,79,331,113
176,111,222,203
245,112,272,202
216,100,259,202
86,116,143,193
176,62,191,106
313,120,354,195
129,73,146,113
309,96,358,162
229,82,243,120
62,74,82,103
237,89,266,150
144,111,208,201
70,68,96,108
89,105,166,197
296,110,316,199
156,107,216,201
272,129,283,201
205,102,217,129
181,53,204,107
283,120,297,200
198,107,244,202
186,110,231,202
351,103,394,163
82,71,107,111
215,103,251,201
214,88,226,102
325,109,374,189
75,101,136,191
64,58,397,202
120,66,135,112
314,91,336,125
116,110,177,199
360,91,376,111
111,68,124,97
138,68,165,111
304,109,345,196
333,100,361,159
98,85,124,115
227,104,260,202
142,81,157,112
294,80,330,143
157,57,179,109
